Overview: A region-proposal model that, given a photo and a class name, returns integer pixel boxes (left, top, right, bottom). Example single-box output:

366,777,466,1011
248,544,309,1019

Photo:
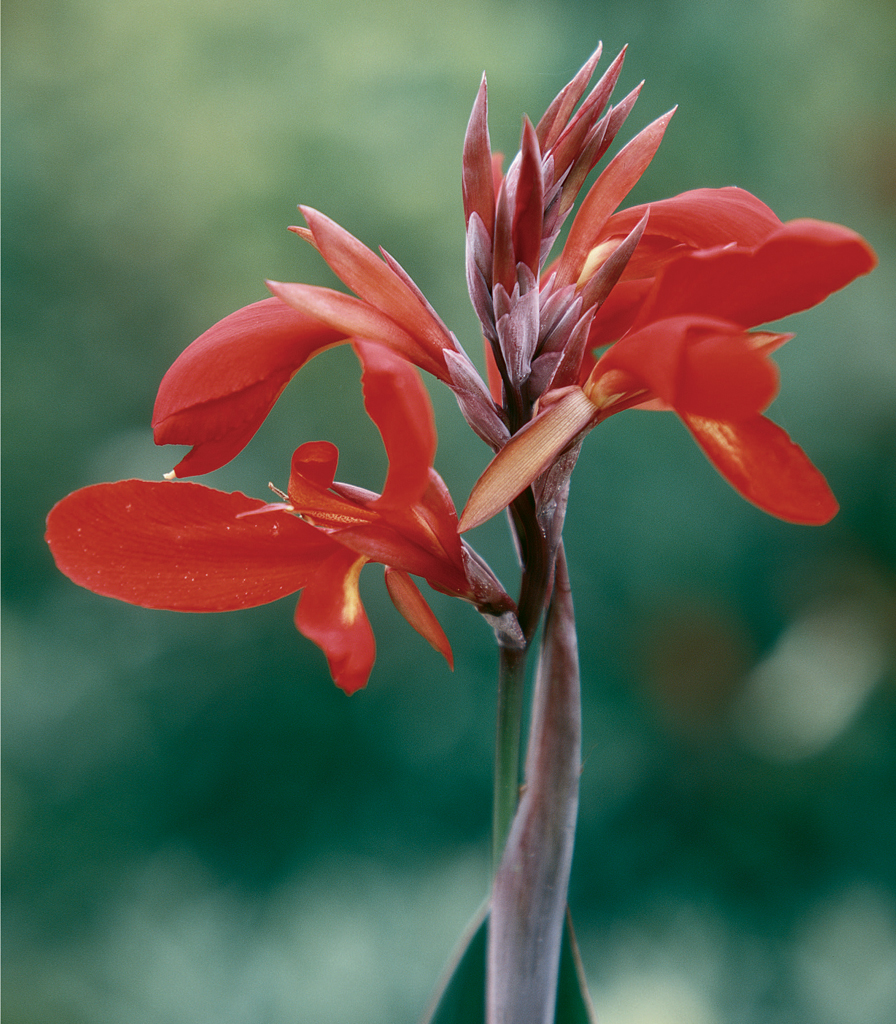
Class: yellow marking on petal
576,240,618,288
583,368,644,411
341,556,368,626
459,389,598,532
302,509,375,528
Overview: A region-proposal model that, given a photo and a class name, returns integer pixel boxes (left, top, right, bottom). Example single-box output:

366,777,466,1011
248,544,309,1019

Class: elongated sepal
458,390,597,532
384,567,454,668
463,75,496,238
512,118,545,276
266,280,449,380
535,45,603,150
554,108,676,289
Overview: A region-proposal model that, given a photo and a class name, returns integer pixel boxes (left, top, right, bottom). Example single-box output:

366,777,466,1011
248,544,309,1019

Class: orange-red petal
354,340,437,509
593,316,781,420
634,219,878,329
299,207,456,368
152,298,346,477
384,567,454,669
293,548,375,694
553,109,675,289
681,413,839,524
46,480,335,610
266,280,448,381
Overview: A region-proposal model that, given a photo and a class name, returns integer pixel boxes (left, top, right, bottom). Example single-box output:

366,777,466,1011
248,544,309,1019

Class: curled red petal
594,316,780,419
293,548,375,694
287,441,377,526
152,298,345,477
681,413,839,524
384,567,454,669
603,187,782,265
636,219,878,328
290,439,339,490
354,340,437,508
46,480,335,610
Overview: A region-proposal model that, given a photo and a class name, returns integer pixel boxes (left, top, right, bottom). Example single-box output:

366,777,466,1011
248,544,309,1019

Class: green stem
492,645,527,870
491,481,553,870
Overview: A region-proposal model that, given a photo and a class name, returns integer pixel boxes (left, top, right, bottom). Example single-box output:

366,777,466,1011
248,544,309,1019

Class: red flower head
48,342,517,693
48,45,877,688
456,51,878,532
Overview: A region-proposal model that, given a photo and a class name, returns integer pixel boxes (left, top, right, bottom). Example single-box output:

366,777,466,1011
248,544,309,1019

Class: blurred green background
4,0,896,1021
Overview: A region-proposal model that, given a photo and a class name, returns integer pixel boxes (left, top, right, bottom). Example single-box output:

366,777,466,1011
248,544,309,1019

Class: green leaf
419,905,597,1024
419,901,487,1024
556,913,599,1024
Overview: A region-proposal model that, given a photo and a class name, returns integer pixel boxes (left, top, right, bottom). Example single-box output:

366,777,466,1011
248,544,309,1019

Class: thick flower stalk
45,40,877,1024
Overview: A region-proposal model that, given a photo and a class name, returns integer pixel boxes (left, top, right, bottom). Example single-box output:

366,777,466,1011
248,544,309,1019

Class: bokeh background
4,0,896,1021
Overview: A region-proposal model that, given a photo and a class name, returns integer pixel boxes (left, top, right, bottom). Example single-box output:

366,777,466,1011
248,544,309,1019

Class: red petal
636,219,878,328
603,187,782,263
46,480,336,610
267,280,448,381
384,567,454,669
300,208,456,368
354,340,437,508
152,298,345,477
584,277,653,351
595,316,780,419
681,413,839,524
293,548,375,693
286,442,378,526
290,439,339,489
333,521,469,598
388,469,468,576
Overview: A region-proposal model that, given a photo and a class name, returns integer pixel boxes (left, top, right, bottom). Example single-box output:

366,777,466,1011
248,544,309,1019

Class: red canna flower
457,59,878,532
48,342,516,693
47,44,877,687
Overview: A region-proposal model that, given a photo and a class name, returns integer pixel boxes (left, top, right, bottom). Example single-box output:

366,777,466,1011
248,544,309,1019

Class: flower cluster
46,45,876,692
